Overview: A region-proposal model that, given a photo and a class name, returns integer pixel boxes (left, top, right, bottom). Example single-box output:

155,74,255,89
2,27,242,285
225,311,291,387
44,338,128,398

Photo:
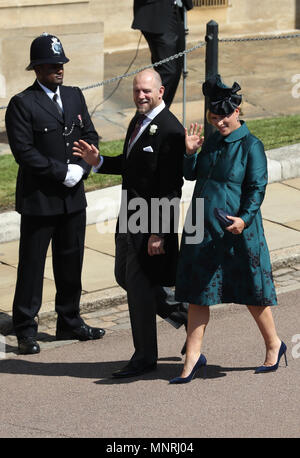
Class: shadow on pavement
0,356,256,383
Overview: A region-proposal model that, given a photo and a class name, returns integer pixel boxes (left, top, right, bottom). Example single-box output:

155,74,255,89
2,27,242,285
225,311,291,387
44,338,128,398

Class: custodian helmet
26,33,69,70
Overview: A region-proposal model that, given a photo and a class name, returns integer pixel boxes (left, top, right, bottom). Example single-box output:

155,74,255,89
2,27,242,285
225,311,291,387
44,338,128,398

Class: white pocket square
143,146,154,153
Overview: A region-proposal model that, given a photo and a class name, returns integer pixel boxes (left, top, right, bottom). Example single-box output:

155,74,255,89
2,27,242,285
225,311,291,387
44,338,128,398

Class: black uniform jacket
132,0,194,34
99,106,185,286
5,81,98,216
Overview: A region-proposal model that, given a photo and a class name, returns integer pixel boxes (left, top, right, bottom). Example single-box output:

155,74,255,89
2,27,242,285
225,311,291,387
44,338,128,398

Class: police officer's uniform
5,33,105,353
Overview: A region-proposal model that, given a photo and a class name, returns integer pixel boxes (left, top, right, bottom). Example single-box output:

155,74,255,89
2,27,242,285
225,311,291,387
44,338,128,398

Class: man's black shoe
56,324,105,341
18,337,40,355
112,362,157,378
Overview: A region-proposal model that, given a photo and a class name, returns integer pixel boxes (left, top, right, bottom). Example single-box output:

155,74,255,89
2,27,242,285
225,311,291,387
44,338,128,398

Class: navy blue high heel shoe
169,354,207,384
255,341,288,374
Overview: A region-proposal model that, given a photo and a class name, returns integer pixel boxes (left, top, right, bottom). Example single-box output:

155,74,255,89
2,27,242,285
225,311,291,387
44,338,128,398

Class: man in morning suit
73,69,188,378
5,33,105,355
132,0,194,107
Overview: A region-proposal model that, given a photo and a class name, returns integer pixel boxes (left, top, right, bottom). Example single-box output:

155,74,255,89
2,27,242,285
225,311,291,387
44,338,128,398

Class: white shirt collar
37,79,61,100
144,100,165,121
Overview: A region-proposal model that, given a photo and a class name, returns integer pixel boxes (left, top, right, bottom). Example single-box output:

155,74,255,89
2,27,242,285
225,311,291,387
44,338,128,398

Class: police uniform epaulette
15,90,27,98
15,85,34,99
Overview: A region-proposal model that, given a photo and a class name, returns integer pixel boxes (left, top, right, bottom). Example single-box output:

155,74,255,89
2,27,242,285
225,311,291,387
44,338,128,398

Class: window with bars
193,0,228,7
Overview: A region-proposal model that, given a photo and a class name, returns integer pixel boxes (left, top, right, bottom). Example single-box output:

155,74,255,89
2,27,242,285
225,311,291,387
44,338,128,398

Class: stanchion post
182,7,188,127
204,20,219,137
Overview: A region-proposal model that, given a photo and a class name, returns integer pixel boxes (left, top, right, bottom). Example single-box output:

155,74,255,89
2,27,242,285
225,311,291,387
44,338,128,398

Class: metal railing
193,0,228,7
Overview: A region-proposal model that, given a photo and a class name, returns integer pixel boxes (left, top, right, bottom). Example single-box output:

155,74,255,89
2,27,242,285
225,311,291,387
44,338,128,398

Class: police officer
5,33,105,354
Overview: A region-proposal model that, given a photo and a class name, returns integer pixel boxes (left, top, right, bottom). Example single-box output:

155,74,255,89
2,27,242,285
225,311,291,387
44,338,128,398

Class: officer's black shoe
18,337,40,355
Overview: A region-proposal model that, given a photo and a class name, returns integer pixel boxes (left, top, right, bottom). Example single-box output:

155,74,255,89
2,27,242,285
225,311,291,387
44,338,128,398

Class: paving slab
0,239,51,266
285,220,300,231
0,240,19,266
261,182,300,224
0,264,17,312
0,263,56,313
282,177,300,190
44,247,117,293
81,248,117,292
85,220,116,257
263,219,300,251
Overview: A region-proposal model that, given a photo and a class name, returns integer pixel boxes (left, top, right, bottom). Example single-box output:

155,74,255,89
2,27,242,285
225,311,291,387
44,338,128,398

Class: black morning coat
98,107,185,286
5,80,98,216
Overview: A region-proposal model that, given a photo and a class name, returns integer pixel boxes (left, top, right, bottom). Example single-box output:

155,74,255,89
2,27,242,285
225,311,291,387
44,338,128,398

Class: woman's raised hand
73,139,100,167
185,123,204,156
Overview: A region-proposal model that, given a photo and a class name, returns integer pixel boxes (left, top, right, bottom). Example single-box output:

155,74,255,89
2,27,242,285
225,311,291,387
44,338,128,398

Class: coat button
44,128,48,132
65,126,68,130
66,142,70,147
67,159,70,164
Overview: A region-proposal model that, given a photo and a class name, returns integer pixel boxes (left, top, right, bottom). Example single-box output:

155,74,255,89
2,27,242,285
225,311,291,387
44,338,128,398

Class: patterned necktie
53,93,64,118
129,114,146,145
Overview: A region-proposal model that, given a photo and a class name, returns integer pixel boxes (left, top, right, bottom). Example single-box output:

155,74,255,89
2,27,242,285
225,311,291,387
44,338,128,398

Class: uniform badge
51,37,63,55
78,114,84,128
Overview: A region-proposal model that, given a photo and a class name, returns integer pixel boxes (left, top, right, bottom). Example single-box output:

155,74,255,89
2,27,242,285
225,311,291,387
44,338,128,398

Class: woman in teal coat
170,75,287,383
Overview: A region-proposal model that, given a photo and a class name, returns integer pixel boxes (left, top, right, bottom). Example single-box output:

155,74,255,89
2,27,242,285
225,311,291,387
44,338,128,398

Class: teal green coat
175,122,277,306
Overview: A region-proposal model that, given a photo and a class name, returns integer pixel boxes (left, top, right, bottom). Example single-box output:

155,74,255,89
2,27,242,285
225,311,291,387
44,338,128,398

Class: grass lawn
0,139,124,212
1,114,300,212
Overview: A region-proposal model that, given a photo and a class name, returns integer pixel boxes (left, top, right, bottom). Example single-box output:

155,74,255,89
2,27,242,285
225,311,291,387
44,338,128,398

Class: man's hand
73,139,100,166
185,123,204,156
148,234,165,256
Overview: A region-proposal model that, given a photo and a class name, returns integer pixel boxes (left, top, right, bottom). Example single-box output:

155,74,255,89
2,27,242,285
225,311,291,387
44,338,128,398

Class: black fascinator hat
202,74,242,115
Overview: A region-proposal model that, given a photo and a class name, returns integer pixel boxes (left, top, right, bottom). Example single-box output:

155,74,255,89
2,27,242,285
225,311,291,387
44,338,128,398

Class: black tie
53,93,64,118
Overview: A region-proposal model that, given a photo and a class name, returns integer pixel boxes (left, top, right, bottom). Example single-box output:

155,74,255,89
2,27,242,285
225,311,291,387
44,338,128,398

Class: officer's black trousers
13,210,86,338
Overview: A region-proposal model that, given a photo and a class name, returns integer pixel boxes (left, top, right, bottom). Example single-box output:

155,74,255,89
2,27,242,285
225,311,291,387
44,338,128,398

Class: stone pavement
0,289,299,439
1,177,300,354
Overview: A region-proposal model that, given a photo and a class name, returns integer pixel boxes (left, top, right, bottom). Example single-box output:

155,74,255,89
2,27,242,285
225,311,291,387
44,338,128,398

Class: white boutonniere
149,124,158,135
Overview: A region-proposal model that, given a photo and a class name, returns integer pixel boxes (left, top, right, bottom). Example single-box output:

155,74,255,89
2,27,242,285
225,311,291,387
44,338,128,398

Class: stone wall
92,0,299,51
0,0,298,130
0,1,297,52
226,0,297,34
0,1,103,130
